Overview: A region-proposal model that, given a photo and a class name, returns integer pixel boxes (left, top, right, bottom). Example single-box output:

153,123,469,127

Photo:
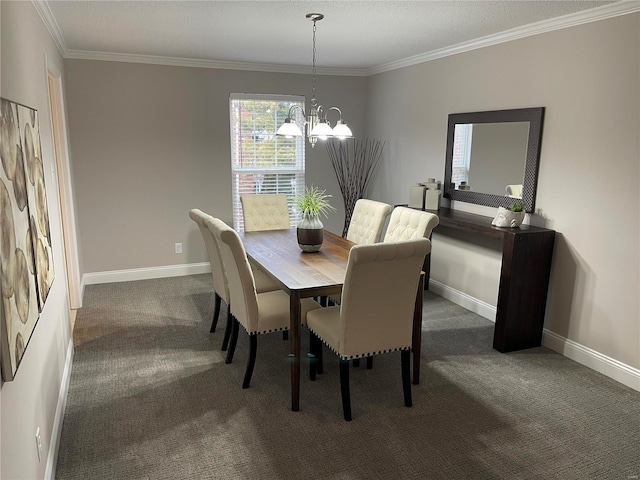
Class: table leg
412,273,424,385
289,292,302,411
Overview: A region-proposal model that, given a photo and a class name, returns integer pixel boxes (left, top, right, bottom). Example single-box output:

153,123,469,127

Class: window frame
229,93,306,231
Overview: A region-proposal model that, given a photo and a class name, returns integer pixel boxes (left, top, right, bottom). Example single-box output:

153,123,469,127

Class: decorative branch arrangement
326,138,386,237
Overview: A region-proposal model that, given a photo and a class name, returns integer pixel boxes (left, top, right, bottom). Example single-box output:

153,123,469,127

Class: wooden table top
239,228,354,295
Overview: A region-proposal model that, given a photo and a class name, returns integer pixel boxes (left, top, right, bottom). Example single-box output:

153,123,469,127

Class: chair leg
309,331,321,381
352,359,360,368
366,356,373,369
221,305,232,351
317,338,324,375
282,331,288,341
225,317,240,364
340,359,352,421
210,293,222,332
242,335,258,389
401,350,412,408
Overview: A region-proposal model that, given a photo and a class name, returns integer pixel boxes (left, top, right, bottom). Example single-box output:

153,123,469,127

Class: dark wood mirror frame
443,107,545,213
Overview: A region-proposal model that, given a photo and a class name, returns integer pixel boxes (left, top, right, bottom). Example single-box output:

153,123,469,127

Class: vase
297,213,324,252
491,206,525,228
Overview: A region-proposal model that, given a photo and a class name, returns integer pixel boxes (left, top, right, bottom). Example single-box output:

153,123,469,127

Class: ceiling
38,0,630,75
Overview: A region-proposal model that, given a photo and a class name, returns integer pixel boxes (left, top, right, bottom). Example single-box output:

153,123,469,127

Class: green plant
507,201,526,212
296,185,337,218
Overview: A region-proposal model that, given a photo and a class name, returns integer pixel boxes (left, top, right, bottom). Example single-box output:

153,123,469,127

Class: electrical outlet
35,428,43,463
175,243,183,254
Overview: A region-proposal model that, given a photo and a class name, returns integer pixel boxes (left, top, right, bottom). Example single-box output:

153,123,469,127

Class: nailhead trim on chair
246,326,288,335
310,328,410,360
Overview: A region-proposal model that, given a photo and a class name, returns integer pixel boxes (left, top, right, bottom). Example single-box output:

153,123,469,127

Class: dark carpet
55,274,640,479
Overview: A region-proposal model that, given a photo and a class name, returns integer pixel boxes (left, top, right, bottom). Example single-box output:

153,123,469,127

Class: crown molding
367,1,640,75
62,50,368,76
31,0,67,56
34,0,640,77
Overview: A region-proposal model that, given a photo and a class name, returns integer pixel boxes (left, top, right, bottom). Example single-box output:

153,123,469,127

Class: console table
431,208,555,353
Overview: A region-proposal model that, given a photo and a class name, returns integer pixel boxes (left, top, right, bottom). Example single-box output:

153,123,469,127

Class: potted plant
295,185,336,252
491,201,526,228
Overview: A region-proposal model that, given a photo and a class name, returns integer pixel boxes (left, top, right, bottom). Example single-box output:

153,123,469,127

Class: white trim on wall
369,1,640,74
430,279,498,322
543,330,640,392
45,55,83,309
45,339,73,480
429,279,640,393
32,0,640,77
83,262,211,285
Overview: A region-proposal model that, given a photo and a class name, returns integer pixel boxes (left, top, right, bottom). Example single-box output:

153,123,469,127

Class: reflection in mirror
452,122,529,197
444,107,544,213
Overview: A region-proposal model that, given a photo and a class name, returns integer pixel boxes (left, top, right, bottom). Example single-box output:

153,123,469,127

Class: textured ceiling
43,1,624,73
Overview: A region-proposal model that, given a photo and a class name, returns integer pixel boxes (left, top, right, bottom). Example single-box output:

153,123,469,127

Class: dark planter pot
297,214,324,252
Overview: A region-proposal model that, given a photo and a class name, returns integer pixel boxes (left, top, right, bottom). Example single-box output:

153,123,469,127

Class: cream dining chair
506,184,523,198
240,193,290,231
189,209,279,350
240,192,293,341
346,198,392,245
189,209,230,335
341,206,438,371
306,238,431,421
214,220,322,389
383,206,439,243
326,198,393,310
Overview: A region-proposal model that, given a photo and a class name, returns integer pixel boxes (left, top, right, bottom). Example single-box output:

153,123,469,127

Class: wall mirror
443,107,544,213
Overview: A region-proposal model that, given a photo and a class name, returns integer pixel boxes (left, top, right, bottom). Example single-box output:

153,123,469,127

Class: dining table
239,227,424,412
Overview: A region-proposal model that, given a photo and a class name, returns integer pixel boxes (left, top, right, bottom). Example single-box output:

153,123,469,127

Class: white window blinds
452,123,473,187
229,94,306,231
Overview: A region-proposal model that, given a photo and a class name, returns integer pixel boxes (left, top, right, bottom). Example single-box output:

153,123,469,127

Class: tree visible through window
452,123,473,188
229,94,305,231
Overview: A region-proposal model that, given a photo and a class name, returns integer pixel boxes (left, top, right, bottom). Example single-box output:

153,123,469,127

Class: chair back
506,184,523,198
346,199,392,244
241,194,290,231
189,209,229,303
214,221,259,333
383,207,439,242
338,239,430,359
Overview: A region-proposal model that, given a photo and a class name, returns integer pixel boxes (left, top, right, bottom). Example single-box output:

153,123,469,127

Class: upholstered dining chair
240,193,290,232
189,210,279,350
346,198,392,245
506,184,523,198
383,206,439,242
306,238,431,421
214,220,322,389
326,198,393,310
189,209,230,335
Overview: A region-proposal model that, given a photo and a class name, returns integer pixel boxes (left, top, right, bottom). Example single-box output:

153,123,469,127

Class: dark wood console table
432,208,555,353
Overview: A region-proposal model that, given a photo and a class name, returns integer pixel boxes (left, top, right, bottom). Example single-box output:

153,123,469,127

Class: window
451,123,473,187
229,94,305,231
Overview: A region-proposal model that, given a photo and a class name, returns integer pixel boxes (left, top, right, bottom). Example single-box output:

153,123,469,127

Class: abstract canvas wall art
1,98,55,381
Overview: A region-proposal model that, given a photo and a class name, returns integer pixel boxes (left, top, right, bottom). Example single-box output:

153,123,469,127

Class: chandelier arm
287,104,307,119
325,106,344,125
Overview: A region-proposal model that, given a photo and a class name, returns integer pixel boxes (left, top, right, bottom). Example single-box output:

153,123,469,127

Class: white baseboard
83,262,211,285
542,330,640,392
429,279,640,393
429,279,497,322
45,339,74,480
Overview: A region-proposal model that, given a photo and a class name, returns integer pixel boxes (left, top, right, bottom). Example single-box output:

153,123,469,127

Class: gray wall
366,14,640,370
2,5,638,478
63,60,367,273
467,122,529,196
1,2,74,479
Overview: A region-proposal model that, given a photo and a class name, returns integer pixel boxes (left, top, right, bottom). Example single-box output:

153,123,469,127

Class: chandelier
276,13,353,148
